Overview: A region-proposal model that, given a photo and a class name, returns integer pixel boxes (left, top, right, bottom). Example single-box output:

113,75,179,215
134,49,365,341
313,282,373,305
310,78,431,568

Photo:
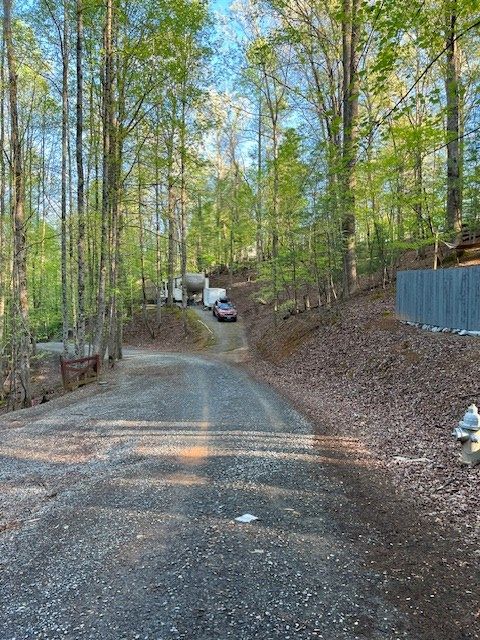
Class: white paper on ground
235,513,258,523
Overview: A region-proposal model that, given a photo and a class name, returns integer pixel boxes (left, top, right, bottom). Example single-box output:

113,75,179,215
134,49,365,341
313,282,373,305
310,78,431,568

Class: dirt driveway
0,326,477,639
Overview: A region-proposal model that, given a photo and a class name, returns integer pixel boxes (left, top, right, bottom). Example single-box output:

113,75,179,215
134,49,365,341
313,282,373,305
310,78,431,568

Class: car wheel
217,316,222,322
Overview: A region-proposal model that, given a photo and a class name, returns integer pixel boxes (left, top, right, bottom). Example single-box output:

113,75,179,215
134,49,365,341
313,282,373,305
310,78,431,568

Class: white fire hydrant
453,404,480,465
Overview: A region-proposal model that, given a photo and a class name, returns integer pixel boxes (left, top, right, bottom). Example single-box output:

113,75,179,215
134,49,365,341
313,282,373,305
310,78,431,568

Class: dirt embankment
123,306,213,351
221,274,480,534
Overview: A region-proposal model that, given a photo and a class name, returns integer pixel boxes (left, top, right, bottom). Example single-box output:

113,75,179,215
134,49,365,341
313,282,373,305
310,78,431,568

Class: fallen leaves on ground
219,274,479,537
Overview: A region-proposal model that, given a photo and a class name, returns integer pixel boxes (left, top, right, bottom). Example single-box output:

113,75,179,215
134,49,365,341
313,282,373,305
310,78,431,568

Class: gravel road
191,306,248,359
1,322,413,639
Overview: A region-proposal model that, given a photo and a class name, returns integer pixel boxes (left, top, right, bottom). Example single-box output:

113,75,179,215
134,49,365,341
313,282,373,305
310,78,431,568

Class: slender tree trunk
4,0,31,407
155,112,162,327
87,77,98,320
68,126,77,348
93,0,113,355
260,60,282,321
106,162,118,359
114,208,123,359
196,194,203,271
229,150,239,289
106,34,118,361
445,2,461,233
137,151,154,339
107,34,122,362
179,94,188,336
113,135,124,360
0,38,6,371
39,119,47,316
271,117,279,318
341,0,359,296
166,131,175,307
27,131,34,331
76,0,86,356
61,0,69,355
291,232,298,313
214,137,222,266
414,148,426,257
167,182,175,307
256,94,263,263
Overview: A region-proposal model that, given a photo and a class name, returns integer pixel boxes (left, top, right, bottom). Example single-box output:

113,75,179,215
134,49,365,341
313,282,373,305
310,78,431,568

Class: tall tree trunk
256,94,263,263
93,0,113,355
179,94,188,336
229,145,239,289
39,117,47,316
3,0,31,407
110,116,124,360
88,77,98,321
166,130,175,307
271,117,279,318
0,37,6,372
137,150,154,339
107,24,121,362
259,59,282,321
61,0,69,356
445,2,461,233
414,148,426,255
68,124,77,348
155,111,162,327
76,0,86,356
196,194,203,271
341,0,359,296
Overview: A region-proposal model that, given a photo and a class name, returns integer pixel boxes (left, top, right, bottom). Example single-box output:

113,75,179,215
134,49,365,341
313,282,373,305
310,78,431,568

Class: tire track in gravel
0,340,429,640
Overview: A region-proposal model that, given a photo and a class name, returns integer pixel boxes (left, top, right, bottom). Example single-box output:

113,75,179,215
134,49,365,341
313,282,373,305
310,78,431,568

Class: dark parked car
213,298,238,322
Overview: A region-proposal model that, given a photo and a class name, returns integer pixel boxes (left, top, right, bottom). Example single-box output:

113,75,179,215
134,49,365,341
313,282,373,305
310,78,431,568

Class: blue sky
211,0,231,12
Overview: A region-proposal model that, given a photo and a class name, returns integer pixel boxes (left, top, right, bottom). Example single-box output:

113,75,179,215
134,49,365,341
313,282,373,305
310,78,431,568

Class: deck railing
60,354,100,391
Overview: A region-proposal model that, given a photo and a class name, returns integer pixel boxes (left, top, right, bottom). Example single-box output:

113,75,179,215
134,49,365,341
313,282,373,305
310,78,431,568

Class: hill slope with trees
0,0,480,411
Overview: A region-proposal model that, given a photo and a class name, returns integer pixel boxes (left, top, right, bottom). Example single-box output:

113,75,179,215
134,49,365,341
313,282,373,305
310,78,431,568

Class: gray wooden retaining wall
396,267,480,331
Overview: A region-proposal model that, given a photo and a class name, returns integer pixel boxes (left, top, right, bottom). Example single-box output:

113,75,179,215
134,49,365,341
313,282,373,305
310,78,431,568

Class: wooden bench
444,225,480,251
60,354,100,391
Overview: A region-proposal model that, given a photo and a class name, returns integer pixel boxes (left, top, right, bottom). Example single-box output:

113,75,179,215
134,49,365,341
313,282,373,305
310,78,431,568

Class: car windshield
218,303,233,309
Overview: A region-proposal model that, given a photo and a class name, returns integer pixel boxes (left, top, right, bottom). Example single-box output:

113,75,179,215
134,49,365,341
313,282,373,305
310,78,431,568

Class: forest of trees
1,0,479,407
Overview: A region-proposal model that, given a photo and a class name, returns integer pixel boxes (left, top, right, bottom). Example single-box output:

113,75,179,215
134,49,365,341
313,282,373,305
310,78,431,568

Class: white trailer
162,273,208,304
170,277,183,303
203,287,227,309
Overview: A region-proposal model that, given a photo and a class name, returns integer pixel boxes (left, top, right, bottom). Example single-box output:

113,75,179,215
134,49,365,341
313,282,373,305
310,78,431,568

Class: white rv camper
203,287,227,309
162,273,209,304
